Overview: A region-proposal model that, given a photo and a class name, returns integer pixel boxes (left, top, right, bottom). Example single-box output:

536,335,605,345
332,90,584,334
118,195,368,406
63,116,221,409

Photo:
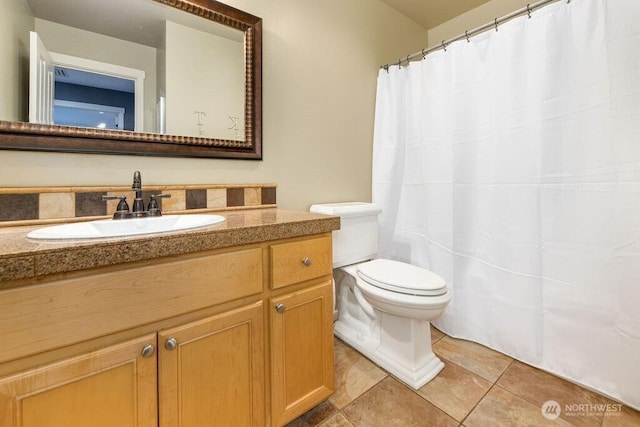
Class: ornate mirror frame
0,0,262,160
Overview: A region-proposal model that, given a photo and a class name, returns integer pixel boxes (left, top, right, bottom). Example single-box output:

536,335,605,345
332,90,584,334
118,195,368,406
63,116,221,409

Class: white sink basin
27,214,226,240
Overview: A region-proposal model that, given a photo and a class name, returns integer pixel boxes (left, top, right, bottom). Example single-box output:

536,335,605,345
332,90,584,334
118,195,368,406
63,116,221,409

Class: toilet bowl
310,202,451,389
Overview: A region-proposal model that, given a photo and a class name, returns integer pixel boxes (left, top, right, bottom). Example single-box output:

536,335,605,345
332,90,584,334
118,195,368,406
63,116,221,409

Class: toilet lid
356,259,447,296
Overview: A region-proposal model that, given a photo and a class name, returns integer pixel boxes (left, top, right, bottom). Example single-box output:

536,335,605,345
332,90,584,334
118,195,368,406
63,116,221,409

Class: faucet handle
147,194,171,217
102,195,132,220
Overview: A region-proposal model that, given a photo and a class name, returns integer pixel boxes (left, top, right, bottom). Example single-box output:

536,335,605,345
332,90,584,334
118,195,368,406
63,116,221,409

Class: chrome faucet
102,171,171,219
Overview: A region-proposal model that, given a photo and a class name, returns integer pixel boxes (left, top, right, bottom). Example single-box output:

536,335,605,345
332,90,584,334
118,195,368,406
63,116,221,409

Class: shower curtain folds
372,0,640,410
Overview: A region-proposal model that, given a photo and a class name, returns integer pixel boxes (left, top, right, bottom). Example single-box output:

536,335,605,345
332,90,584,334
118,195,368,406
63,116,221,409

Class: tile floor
288,327,640,427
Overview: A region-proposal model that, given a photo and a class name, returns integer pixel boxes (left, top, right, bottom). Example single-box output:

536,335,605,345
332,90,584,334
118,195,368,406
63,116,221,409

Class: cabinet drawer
270,235,332,289
0,247,263,364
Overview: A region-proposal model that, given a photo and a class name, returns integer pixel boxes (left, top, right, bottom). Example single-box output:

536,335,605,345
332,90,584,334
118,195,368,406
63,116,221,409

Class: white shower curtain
372,0,640,409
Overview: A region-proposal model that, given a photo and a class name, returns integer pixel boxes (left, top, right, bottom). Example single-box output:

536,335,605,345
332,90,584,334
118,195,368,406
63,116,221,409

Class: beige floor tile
417,355,492,421
464,385,572,427
286,400,338,427
433,336,513,383
318,413,356,427
602,404,640,427
497,361,608,426
431,324,445,344
343,377,458,427
292,333,629,427
330,341,387,409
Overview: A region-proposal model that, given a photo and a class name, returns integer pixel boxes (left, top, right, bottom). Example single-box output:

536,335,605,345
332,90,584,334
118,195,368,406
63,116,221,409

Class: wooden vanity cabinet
0,305,265,427
0,232,335,427
269,236,335,426
0,334,158,427
158,302,265,427
270,281,334,426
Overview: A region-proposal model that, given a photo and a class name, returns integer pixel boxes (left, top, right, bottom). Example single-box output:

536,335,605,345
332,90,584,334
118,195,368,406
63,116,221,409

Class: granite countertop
0,209,340,284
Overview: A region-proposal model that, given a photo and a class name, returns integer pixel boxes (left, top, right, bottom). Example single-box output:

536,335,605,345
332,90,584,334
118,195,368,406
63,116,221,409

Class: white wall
34,19,158,133
0,0,427,211
0,0,34,122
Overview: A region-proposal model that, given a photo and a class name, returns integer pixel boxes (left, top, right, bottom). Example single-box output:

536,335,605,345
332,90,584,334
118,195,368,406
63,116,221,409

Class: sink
27,214,226,240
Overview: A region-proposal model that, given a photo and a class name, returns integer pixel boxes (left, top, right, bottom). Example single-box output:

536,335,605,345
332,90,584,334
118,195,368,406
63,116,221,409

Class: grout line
442,336,517,426
458,378,500,425
338,409,357,427
330,338,389,414
324,331,637,427
494,358,516,384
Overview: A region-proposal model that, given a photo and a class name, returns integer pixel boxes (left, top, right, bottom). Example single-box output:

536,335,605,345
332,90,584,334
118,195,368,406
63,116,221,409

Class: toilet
310,202,450,389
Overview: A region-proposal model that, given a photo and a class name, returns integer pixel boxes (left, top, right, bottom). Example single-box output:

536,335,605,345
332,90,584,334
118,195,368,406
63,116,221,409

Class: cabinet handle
275,303,286,313
165,337,178,351
302,257,312,267
141,344,155,358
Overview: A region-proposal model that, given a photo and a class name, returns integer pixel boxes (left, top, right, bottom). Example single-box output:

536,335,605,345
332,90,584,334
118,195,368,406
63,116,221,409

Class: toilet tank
310,202,382,268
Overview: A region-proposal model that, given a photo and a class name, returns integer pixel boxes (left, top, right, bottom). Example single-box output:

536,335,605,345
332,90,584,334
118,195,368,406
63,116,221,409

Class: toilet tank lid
310,202,382,218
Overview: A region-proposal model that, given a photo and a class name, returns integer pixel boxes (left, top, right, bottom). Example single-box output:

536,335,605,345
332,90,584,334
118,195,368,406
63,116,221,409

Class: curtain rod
382,0,568,70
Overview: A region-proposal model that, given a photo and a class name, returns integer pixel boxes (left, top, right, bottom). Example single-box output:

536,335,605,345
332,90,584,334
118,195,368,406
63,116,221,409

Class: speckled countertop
0,209,339,285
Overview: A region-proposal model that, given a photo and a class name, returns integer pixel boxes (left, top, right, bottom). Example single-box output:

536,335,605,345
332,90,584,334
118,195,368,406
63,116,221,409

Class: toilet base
334,311,444,389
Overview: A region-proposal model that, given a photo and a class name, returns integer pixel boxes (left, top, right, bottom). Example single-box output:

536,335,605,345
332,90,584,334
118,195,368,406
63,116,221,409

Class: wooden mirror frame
0,0,262,160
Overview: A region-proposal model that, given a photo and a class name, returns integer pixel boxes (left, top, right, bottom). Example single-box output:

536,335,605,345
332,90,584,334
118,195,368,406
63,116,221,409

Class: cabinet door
158,302,265,427
0,334,157,427
270,281,335,426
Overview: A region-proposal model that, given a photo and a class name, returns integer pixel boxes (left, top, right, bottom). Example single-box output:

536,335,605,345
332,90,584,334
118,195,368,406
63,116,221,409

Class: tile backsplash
0,184,276,226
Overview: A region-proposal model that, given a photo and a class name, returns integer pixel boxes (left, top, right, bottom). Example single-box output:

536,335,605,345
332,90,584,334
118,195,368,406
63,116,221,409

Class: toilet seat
357,259,446,296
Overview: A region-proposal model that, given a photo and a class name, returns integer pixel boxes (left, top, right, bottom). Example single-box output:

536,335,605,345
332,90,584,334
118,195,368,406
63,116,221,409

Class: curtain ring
527,4,532,18
465,30,470,43
406,55,410,65
422,49,426,59
383,64,389,73
441,40,447,52
494,18,499,31
397,58,401,68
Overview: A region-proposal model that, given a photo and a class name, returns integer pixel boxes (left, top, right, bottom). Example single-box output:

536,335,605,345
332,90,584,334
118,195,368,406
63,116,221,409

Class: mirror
0,0,262,159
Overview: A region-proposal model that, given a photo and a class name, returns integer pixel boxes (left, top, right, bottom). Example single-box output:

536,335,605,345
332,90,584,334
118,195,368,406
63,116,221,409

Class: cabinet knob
302,257,312,267
275,303,286,313
141,344,155,358
165,337,178,351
